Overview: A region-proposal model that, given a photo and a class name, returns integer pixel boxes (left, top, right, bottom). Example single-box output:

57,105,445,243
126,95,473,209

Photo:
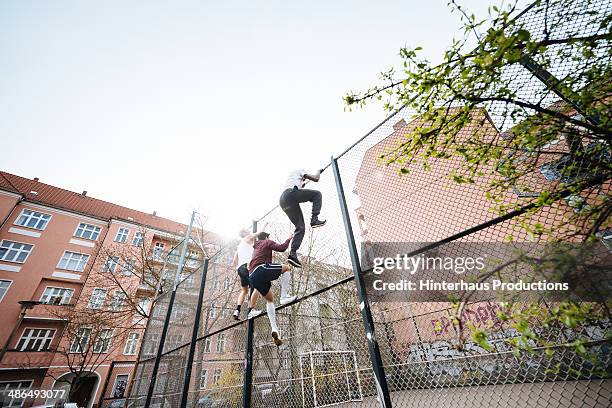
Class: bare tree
41,226,177,403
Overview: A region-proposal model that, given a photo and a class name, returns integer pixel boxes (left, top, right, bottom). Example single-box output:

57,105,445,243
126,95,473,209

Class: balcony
136,279,157,296
150,250,165,263
149,251,202,270
0,350,56,369
23,302,72,322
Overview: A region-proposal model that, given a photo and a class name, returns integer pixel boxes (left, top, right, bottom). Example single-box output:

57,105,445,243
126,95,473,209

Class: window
15,209,51,230
124,332,140,355
142,270,156,288
178,273,194,289
565,193,590,213
153,304,165,317
203,337,211,353
74,223,101,241
166,334,184,349
185,274,195,289
57,251,89,272
153,242,165,259
136,298,151,315
0,240,33,263
93,329,113,353
212,369,222,385
132,232,144,247
144,334,158,356
199,369,208,388
162,268,174,282
115,228,130,243
216,333,225,353
109,291,126,310
209,302,216,318
70,327,92,353
103,255,120,273
123,258,136,276
539,142,609,183
40,287,74,305
112,374,129,398
156,363,168,391
16,328,55,351
0,280,12,303
186,250,199,268
212,276,220,290
598,229,612,251
358,214,369,235
0,380,33,407
540,159,568,182
87,288,107,309
171,305,189,323
223,277,231,290
280,349,290,369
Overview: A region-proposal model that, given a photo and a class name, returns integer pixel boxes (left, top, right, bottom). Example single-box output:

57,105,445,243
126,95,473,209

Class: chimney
33,177,39,182
152,211,157,216
81,190,87,196
393,118,407,131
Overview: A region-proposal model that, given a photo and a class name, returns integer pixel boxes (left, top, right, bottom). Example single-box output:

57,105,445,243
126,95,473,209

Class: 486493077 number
8,389,66,399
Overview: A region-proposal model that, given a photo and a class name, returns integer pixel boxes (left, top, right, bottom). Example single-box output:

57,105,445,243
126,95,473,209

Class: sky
0,0,524,236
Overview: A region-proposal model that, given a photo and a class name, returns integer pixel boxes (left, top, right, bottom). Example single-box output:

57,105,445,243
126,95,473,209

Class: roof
1,170,189,235
354,107,497,187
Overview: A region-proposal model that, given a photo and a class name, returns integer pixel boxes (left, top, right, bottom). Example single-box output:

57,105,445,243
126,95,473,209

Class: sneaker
311,218,326,228
232,309,240,321
280,295,297,305
271,330,283,346
247,309,262,319
288,253,302,268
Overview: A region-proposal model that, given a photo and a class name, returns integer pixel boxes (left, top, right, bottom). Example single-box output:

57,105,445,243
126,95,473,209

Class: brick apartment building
0,171,221,408
352,108,610,368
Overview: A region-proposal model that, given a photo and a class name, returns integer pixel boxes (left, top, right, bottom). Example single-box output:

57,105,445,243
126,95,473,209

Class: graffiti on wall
430,302,503,337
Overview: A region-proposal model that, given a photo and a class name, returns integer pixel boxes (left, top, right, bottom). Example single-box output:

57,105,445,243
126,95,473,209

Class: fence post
242,220,257,408
144,211,196,408
331,157,393,408
179,258,210,407
519,54,600,126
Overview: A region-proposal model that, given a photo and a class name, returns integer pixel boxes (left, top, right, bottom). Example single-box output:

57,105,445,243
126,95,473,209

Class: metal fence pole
331,157,393,408
144,211,196,408
242,220,257,408
519,54,601,126
179,258,210,408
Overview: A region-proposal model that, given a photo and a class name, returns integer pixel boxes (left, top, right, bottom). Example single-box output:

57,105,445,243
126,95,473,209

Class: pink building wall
0,172,195,408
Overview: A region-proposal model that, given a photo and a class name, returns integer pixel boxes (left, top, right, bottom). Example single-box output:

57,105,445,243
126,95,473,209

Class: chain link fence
127,0,611,406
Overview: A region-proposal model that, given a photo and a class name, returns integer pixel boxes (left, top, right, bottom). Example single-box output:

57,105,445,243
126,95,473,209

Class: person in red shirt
246,232,296,346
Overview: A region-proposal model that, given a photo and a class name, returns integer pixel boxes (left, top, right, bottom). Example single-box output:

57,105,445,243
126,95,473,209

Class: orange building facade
0,171,202,408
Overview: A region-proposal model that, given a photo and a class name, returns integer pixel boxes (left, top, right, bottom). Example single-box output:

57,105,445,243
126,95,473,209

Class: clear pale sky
0,0,523,236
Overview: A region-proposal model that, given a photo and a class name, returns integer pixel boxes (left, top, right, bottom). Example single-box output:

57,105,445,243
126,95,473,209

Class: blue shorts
249,263,283,296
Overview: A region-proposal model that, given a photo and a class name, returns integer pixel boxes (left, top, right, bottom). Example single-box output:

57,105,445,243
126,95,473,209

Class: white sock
280,273,290,298
266,301,279,333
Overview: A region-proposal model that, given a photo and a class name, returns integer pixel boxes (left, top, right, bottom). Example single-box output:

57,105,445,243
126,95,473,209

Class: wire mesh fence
127,0,611,406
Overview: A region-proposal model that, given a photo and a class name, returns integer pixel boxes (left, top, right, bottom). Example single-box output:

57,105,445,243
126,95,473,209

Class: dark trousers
279,187,322,253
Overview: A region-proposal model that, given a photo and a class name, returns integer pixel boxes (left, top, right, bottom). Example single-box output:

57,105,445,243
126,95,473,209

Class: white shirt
282,169,306,191
236,239,254,266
